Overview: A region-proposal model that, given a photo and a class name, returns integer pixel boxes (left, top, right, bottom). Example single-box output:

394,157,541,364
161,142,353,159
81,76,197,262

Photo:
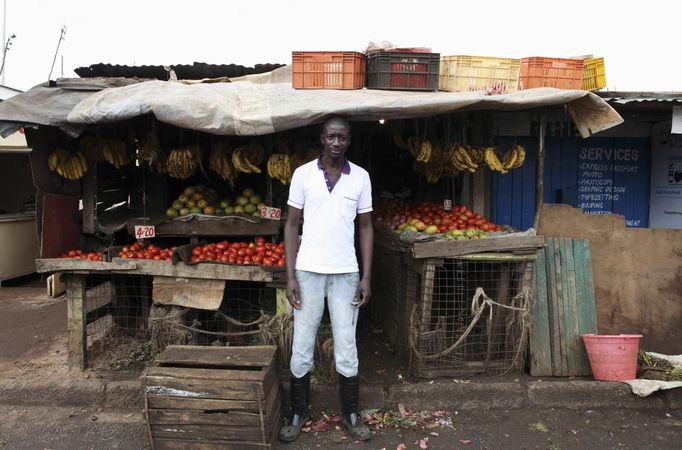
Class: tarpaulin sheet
0,67,623,138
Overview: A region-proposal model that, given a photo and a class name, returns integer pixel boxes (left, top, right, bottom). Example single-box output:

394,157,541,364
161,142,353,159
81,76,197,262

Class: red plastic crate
519,57,584,90
292,51,365,89
366,51,440,91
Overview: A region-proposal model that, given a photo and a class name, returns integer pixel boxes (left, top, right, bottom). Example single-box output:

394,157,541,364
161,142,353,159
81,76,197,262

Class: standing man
279,117,373,442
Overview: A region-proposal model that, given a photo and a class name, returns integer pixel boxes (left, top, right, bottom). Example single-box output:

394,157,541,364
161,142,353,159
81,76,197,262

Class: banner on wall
649,122,682,229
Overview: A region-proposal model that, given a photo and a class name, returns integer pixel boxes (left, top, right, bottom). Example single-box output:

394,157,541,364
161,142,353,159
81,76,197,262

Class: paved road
0,405,679,450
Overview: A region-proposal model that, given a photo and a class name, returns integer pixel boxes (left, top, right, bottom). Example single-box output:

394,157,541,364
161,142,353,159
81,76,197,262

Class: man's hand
287,278,302,310
355,277,371,307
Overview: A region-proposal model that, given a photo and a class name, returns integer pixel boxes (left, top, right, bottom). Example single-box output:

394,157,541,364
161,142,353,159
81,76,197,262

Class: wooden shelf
126,216,280,237
36,257,285,282
375,229,545,259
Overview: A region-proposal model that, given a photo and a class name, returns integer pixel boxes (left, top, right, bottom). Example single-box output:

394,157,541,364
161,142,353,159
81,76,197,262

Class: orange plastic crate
292,51,365,89
519,57,584,90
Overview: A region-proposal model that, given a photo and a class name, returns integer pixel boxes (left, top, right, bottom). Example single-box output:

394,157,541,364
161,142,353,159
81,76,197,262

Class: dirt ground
0,276,680,449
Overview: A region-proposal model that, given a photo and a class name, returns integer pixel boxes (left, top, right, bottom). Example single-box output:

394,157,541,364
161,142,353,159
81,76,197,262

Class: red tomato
276,260,285,267
262,257,273,266
245,248,255,256
228,254,237,264
236,257,244,264
255,236,265,245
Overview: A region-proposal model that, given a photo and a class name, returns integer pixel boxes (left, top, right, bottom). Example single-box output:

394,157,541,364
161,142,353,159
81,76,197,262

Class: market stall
1,64,622,375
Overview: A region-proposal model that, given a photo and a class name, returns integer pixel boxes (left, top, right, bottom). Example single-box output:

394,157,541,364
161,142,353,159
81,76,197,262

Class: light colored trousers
290,270,360,378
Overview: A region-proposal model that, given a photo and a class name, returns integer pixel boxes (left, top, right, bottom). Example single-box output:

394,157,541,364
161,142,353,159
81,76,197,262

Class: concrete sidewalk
0,279,679,414
0,373,679,412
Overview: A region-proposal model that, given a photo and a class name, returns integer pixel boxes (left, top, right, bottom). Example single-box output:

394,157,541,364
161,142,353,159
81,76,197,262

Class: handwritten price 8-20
260,206,281,220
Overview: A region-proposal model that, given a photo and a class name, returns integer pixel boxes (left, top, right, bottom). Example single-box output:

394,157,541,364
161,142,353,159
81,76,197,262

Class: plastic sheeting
0,66,623,138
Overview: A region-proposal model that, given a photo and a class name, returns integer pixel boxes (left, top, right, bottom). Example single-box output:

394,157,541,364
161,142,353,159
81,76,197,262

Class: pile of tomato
190,236,285,267
376,199,502,233
118,242,175,261
59,249,103,261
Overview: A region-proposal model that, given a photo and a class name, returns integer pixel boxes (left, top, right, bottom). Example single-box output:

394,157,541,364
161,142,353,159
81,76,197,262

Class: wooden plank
153,277,225,310
128,217,280,237
530,249,553,376
36,258,137,274
116,258,274,282
158,345,276,368
148,409,261,427
145,366,265,382
410,235,546,259
66,274,86,372
147,397,261,412
151,424,264,442
553,237,570,376
544,238,562,376
559,238,581,376
144,378,264,401
417,260,439,353
153,438,271,450
573,239,598,374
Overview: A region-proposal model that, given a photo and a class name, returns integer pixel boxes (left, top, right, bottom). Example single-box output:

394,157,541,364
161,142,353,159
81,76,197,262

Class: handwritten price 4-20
260,206,281,221
134,225,156,239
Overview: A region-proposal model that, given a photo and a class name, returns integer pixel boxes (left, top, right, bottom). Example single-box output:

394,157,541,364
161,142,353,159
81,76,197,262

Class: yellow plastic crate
581,57,606,91
439,55,521,93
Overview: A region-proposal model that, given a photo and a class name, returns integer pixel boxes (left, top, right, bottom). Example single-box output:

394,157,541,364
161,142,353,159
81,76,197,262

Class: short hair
322,117,351,135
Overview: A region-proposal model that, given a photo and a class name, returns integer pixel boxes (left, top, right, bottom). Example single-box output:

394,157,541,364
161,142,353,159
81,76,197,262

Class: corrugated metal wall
491,137,651,230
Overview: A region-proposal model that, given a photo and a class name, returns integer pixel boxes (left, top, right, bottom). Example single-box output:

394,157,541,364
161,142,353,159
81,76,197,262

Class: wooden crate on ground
143,345,282,449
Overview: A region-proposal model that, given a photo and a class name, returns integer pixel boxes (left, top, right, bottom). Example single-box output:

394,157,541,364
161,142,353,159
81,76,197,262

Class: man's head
320,117,351,161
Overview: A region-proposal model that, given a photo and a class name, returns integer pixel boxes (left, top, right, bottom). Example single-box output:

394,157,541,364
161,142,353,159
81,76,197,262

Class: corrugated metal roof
598,91,682,104
74,62,285,80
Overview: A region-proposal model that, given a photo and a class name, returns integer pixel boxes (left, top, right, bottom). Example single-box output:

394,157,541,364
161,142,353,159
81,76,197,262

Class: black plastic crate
366,51,440,91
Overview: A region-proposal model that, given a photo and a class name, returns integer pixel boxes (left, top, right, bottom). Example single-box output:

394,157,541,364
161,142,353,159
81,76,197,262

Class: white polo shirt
287,158,372,274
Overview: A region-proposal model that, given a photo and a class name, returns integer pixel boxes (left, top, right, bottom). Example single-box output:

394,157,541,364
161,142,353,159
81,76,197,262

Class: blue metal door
491,137,650,230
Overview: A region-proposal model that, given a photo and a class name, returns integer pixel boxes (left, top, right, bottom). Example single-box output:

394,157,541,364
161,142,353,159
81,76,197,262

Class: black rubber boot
279,373,310,442
338,374,371,441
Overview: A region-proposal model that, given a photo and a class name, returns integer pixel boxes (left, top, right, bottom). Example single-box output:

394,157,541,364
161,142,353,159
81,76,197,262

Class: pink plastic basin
581,334,643,381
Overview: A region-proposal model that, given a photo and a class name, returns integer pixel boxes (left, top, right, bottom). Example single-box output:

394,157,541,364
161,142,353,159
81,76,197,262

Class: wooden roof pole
533,113,546,230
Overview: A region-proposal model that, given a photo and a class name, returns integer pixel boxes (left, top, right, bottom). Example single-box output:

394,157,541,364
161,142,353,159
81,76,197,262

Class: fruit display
190,237,285,267
376,199,502,237
165,185,264,219
48,148,88,180
100,139,130,169
58,249,103,261
166,144,202,180
118,242,175,261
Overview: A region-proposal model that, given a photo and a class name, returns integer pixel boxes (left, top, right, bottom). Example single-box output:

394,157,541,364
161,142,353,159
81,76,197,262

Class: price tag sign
443,199,453,211
260,206,282,221
134,225,156,239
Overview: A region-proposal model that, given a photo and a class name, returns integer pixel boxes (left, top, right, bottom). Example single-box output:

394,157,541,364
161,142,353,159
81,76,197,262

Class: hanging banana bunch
48,148,88,180
448,144,478,173
501,144,527,171
209,141,237,181
166,144,201,180
267,153,292,185
483,147,508,174
232,140,264,174
137,129,161,163
101,139,129,169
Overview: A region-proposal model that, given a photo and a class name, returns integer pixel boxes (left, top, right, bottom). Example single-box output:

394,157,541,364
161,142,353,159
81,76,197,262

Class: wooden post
66,274,87,372
82,148,98,234
533,114,546,230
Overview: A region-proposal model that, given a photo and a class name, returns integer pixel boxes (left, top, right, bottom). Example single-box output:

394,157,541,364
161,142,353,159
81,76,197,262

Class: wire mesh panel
74,274,277,370
409,257,533,378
